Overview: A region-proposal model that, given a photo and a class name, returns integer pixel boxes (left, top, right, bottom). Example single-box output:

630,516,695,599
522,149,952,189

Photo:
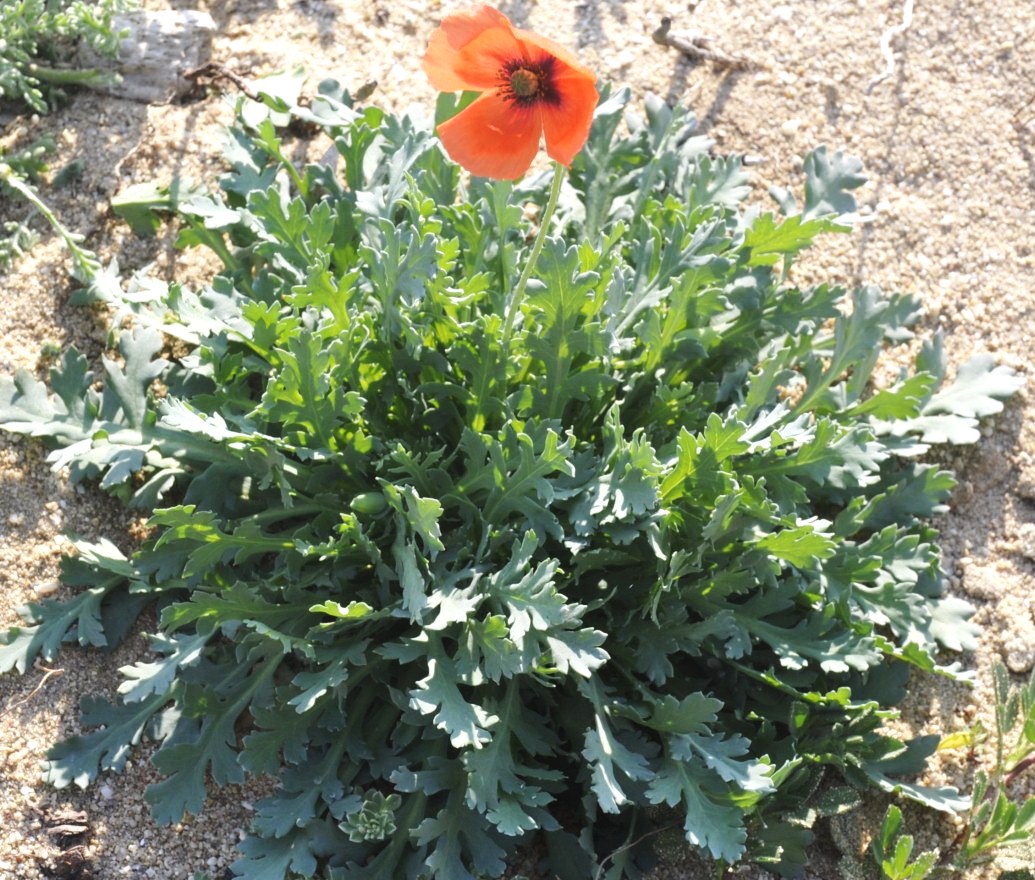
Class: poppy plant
422,5,598,180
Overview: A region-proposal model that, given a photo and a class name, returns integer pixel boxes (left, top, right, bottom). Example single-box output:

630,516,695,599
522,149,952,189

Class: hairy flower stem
500,161,565,353
0,164,100,280
27,63,113,88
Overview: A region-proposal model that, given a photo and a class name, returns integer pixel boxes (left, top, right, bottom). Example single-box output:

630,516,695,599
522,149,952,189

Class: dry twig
8,663,64,710
1012,92,1035,130
652,17,761,71
183,61,261,101
867,0,915,92
112,123,154,181
593,823,680,879
183,63,377,107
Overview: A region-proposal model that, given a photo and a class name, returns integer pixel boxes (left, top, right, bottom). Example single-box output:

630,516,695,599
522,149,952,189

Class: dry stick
183,61,378,106
1011,92,1035,128
867,0,915,92
182,61,261,101
593,823,680,880
113,122,155,181
652,17,761,71
8,664,64,710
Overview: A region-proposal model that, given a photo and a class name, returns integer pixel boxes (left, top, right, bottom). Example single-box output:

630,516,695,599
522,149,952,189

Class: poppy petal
540,68,599,167
453,26,527,90
437,92,541,180
422,4,597,179
422,5,515,92
438,4,510,48
514,27,596,83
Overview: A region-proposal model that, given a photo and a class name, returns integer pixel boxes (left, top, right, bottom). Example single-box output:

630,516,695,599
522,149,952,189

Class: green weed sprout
871,664,1035,878
0,0,135,274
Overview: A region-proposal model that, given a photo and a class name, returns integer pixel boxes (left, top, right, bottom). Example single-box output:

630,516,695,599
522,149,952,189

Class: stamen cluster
501,58,558,107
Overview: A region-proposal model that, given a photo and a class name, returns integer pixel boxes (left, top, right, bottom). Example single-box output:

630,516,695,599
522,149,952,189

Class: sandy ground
1,1,1033,878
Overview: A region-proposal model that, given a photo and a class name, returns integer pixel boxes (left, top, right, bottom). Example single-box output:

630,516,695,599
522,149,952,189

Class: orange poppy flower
422,5,598,180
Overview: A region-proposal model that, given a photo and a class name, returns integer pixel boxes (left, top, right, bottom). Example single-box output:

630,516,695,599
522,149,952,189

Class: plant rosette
0,50,1024,880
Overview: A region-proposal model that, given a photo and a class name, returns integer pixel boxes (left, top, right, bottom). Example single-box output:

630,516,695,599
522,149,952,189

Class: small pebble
100,784,114,800
1005,645,1035,674
780,117,802,135
32,580,60,597
614,48,636,68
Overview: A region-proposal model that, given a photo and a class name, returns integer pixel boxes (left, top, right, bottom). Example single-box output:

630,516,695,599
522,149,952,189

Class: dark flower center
510,68,539,98
500,57,559,107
